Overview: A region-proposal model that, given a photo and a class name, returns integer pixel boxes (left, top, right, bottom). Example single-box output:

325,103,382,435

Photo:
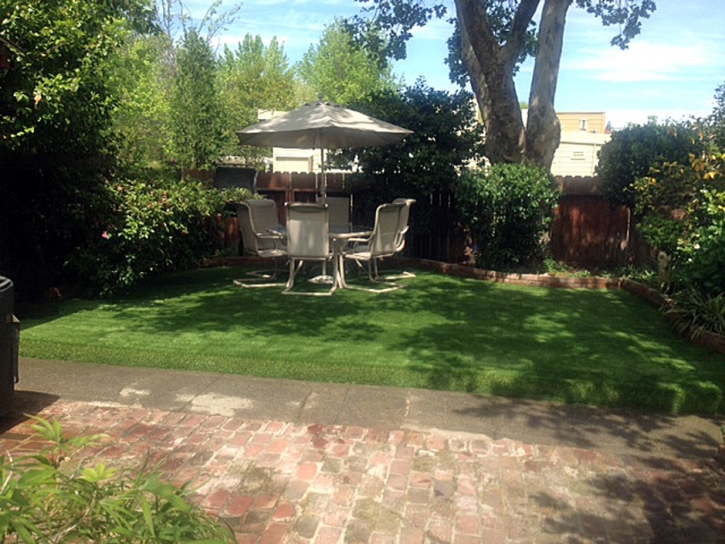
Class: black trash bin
0,276,19,416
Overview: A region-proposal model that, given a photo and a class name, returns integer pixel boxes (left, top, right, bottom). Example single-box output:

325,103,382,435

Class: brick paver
2,401,724,543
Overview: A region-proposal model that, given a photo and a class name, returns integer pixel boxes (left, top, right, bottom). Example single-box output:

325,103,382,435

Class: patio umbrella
236,101,412,197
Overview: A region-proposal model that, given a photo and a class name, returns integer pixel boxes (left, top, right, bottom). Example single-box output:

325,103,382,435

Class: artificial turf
18,266,725,416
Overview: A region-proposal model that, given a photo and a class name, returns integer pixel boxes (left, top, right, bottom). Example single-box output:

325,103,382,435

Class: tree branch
503,0,542,66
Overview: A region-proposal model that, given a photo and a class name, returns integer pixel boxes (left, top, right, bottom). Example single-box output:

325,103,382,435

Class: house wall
557,112,607,133
550,131,610,177
272,148,320,173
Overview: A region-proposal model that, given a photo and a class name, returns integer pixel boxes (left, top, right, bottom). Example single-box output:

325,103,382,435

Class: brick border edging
205,256,725,354
398,257,621,289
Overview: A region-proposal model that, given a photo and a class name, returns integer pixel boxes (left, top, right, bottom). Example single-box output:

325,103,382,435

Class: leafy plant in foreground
0,417,236,543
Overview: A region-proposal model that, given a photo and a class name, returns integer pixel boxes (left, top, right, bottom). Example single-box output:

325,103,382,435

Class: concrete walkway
2,358,725,543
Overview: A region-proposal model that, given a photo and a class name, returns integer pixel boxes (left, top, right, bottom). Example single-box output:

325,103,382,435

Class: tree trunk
454,0,541,165
457,20,490,133
525,0,571,170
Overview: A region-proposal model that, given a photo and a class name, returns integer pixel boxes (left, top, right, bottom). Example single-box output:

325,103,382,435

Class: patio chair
246,198,284,235
317,195,350,228
382,197,417,280
315,195,350,278
343,202,405,293
284,203,337,296
234,200,287,288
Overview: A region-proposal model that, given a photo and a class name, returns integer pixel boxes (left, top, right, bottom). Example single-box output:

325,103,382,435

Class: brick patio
2,399,724,543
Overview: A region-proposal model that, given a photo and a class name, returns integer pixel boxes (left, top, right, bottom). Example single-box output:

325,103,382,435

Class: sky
194,0,725,129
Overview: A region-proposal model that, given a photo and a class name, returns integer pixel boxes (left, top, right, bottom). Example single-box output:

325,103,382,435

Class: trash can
0,276,19,415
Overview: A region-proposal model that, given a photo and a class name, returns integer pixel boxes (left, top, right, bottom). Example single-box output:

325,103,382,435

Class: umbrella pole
310,146,332,283
320,147,330,279
320,147,326,199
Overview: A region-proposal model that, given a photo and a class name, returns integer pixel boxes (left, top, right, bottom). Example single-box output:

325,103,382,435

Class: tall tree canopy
169,29,227,170
297,18,399,106
0,0,155,158
218,35,297,159
347,0,656,169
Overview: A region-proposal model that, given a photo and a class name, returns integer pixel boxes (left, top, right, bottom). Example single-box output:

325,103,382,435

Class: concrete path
2,358,724,543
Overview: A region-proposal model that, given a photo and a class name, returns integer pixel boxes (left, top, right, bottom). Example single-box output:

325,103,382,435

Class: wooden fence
550,176,650,268
219,169,650,269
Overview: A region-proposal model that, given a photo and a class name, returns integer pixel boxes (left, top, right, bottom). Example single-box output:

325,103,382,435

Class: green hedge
68,175,237,295
456,164,560,270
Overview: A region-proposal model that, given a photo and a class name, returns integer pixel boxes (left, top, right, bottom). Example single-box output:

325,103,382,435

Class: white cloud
569,41,707,83
409,16,454,41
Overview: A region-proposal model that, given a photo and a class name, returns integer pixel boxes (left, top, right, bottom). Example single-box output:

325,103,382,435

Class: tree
0,0,156,294
114,0,243,171
297,19,399,106
218,34,297,160
168,29,227,170
596,121,700,208
697,83,725,153
0,0,155,157
112,33,176,169
346,0,655,170
341,82,484,231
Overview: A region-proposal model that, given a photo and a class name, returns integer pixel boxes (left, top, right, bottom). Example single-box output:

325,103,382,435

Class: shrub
341,83,485,230
456,164,560,270
597,122,701,208
634,151,725,336
0,417,236,543
635,153,725,298
675,185,725,298
69,175,228,295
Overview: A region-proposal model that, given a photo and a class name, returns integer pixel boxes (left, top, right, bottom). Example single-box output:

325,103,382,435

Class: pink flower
102,231,109,239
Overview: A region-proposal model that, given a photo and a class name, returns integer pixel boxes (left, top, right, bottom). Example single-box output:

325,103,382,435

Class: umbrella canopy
236,101,413,150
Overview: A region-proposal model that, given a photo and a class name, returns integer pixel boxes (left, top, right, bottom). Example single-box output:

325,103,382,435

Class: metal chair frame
283,203,337,296
343,202,405,293
234,200,288,288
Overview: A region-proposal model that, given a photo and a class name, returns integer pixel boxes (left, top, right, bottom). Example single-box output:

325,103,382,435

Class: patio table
329,225,373,289
267,225,372,290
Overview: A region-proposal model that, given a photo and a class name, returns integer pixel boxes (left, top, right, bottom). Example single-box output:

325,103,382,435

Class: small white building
551,111,610,177
550,130,610,176
523,110,611,177
257,109,326,173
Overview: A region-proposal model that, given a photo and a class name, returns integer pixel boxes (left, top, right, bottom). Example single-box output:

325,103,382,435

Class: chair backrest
392,198,416,252
369,202,405,258
317,196,350,227
246,199,281,232
236,201,276,255
285,203,330,259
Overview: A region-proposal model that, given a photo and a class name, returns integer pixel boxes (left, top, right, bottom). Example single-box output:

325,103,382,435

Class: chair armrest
257,232,286,250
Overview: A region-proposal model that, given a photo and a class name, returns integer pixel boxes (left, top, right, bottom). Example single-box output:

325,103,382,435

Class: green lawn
19,266,725,416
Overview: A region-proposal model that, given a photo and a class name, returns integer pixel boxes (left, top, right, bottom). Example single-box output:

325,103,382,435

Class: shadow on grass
393,279,724,415
18,266,725,416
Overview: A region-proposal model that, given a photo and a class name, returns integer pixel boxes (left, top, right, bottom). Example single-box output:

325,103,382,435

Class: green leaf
80,462,117,483
140,495,156,538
